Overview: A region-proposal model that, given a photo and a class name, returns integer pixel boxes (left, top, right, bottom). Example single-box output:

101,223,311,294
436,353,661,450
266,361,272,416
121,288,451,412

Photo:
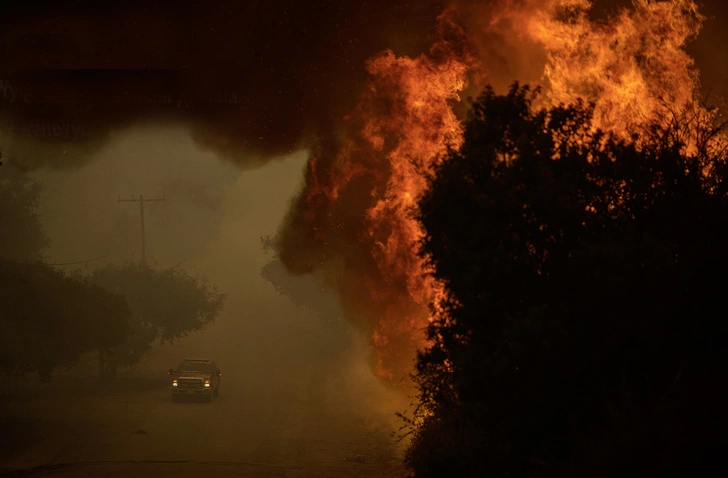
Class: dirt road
0,309,411,477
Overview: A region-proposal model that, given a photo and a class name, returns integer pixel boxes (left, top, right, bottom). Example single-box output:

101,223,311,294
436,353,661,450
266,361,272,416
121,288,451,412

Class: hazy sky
33,124,305,280
5,0,728,392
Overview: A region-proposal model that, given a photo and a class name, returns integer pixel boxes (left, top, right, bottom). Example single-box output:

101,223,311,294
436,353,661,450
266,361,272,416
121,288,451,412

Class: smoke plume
0,0,448,169
3,0,728,386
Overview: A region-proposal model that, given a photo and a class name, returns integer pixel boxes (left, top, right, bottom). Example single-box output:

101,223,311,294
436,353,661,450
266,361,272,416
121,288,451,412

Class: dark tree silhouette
407,84,728,477
0,162,130,383
0,264,130,382
89,262,226,381
0,162,48,262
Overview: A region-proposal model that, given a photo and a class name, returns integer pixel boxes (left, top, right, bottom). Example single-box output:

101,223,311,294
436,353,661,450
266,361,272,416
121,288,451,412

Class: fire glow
278,0,714,385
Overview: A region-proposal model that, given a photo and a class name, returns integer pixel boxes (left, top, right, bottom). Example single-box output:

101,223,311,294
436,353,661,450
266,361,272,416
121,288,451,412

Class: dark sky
0,0,448,169
0,0,726,170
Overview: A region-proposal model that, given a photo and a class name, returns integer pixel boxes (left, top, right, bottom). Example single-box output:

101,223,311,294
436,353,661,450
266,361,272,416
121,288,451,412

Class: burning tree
274,0,713,387
407,84,728,476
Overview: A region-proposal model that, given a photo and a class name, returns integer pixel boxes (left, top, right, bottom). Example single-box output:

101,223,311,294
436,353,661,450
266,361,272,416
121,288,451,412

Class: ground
0,301,412,477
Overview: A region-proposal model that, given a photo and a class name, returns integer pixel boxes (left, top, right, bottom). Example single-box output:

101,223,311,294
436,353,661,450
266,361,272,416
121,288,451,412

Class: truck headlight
204,380,210,387
172,380,178,387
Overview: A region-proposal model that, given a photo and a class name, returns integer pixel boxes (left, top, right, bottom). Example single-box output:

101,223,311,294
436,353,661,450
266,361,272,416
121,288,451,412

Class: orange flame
279,0,714,385
530,0,705,141
362,33,475,379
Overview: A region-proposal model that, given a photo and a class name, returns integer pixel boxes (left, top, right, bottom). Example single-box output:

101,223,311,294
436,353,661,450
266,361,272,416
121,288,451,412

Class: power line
0,254,112,267
7,161,119,213
34,207,115,217
27,174,121,213
118,194,165,265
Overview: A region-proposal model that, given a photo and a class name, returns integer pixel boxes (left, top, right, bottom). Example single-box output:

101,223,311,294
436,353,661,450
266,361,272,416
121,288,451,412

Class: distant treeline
0,164,225,384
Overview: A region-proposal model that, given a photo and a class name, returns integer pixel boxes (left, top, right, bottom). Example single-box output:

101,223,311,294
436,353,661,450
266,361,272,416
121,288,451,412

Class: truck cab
168,359,221,402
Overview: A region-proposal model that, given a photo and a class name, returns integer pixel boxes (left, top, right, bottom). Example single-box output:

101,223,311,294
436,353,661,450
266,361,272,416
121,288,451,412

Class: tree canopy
0,164,225,384
0,263,130,381
89,262,226,379
0,162,48,262
0,162,130,382
407,84,728,477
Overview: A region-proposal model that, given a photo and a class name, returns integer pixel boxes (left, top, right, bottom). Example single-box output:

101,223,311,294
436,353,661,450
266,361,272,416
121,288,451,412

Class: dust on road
0,305,411,477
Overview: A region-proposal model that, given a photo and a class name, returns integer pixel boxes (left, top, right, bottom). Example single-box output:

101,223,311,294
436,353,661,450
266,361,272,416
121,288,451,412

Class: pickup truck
168,359,221,402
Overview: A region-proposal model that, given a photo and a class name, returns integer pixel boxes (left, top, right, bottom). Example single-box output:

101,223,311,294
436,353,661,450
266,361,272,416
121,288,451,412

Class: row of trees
0,264,129,382
90,262,225,381
0,163,225,384
406,85,728,476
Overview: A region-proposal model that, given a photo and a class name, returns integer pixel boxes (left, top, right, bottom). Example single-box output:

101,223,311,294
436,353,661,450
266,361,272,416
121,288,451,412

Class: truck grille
178,378,205,389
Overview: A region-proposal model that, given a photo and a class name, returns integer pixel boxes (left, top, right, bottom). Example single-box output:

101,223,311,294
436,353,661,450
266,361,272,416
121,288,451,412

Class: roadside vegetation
90,262,225,382
0,162,225,388
406,84,728,477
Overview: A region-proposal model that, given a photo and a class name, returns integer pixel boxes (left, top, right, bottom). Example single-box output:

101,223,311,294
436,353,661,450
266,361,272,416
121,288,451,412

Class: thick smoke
275,0,728,385
275,8,479,384
1,0,726,170
0,0,448,170
4,0,728,387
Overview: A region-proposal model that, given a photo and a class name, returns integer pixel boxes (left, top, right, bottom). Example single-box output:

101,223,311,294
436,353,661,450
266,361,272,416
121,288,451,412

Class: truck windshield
177,363,212,374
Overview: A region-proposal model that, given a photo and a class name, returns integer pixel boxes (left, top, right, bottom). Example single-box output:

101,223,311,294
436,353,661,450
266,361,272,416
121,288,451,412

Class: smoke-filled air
1,0,726,384
2,0,728,476
278,0,722,384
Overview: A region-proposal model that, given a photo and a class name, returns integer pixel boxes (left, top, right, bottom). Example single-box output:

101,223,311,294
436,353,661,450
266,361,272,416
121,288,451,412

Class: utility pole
118,194,164,265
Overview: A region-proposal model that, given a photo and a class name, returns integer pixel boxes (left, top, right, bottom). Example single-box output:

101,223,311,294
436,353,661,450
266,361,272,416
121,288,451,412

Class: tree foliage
89,262,226,378
407,84,728,477
0,264,130,382
0,162,48,262
0,162,130,382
